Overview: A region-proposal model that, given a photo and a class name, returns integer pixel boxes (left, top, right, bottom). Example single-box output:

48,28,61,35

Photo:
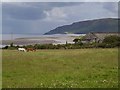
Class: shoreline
1,34,84,46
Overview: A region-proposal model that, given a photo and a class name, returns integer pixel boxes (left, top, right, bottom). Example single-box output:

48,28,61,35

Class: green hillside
44,18,119,35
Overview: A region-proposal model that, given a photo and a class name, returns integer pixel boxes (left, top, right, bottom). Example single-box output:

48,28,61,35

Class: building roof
93,32,120,40
82,32,120,40
82,33,97,40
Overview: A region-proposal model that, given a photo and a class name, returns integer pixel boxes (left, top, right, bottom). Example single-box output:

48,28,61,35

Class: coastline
1,34,85,46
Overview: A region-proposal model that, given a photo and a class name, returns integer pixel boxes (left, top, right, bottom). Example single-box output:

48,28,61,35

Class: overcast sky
2,2,118,34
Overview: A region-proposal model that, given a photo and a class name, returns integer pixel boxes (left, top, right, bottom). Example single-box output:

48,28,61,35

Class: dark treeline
3,35,120,50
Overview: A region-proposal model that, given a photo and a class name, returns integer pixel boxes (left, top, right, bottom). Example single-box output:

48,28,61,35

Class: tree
103,35,120,44
3,46,8,49
73,38,80,44
10,42,14,47
102,35,120,48
66,41,68,45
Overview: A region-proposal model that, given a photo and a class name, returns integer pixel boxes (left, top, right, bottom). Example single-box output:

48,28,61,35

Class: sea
0,34,85,48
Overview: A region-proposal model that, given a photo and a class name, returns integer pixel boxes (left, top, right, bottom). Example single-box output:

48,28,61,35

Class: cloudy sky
2,2,118,34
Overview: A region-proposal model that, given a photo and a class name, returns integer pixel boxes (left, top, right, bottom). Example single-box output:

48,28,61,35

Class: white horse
18,48,26,52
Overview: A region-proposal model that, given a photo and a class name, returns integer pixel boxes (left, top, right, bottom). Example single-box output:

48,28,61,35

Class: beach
1,34,85,46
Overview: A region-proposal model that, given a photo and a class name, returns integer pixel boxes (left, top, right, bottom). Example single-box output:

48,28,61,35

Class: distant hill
44,18,119,35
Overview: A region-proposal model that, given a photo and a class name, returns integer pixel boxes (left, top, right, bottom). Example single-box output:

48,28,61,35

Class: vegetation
103,35,120,44
2,35,120,50
2,49,118,88
10,42,14,47
103,35,120,47
73,35,120,48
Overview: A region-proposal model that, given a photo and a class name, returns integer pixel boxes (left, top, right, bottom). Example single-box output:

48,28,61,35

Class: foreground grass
0,50,2,89
2,49,118,88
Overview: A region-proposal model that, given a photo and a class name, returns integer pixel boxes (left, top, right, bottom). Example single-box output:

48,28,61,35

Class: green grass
0,50,2,89
2,48,118,88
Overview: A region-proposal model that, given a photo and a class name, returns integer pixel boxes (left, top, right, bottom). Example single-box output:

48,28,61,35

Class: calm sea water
2,34,84,40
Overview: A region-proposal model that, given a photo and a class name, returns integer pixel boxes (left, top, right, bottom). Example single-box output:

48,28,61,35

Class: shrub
3,46,8,49
97,43,106,48
103,35,120,44
10,42,14,47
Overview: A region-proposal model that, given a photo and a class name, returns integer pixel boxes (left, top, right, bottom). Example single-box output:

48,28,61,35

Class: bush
3,46,8,49
103,35,120,44
10,42,14,47
96,43,106,48
73,38,79,44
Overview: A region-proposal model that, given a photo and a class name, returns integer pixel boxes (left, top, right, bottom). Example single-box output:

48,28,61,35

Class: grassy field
2,48,118,88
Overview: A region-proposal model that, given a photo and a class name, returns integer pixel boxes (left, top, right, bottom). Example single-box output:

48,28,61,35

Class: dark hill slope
44,18,119,35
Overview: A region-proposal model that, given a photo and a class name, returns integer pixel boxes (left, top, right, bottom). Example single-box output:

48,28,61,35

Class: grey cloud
2,2,82,20
118,2,120,18
2,19,37,34
2,2,118,34
102,2,118,13
24,2,82,8
2,3,46,20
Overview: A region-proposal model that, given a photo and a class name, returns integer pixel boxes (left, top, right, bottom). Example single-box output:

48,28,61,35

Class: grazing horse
18,48,26,52
26,48,36,52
